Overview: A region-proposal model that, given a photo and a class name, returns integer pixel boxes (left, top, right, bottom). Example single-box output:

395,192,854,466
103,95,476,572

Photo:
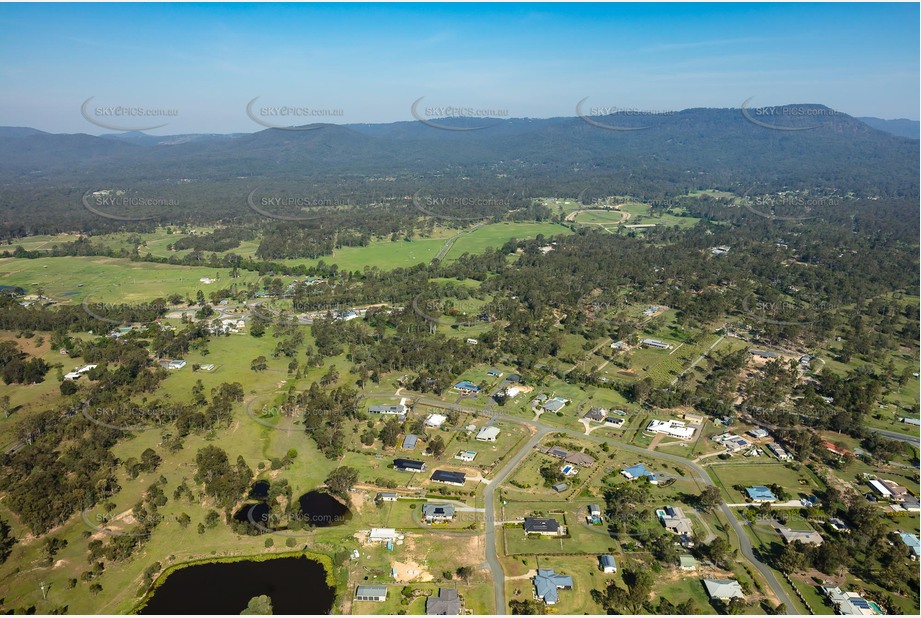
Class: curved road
415,396,797,614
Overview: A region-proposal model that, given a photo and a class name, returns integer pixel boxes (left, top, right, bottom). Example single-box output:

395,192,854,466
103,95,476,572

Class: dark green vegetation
0,108,917,614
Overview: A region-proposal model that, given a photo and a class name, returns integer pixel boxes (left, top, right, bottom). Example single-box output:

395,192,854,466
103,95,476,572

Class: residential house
431,470,466,486
703,579,745,601
828,517,851,533
587,504,602,523
584,407,606,422
421,503,456,523
641,338,670,349
376,492,398,503
898,532,920,558
746,486,778,502
355,586,388,602
880,479,909,501
747,428,770,439
599,555,617,573
778,526,823,545
426,588,461,615
454,381,480,394
523,517,563,536
532,569,573,605
646,419,695,439
455,450,477,462
476,426,501,442
369,404,407,417
621,464,660,483
819,586,881,615
541,397,568,413
767,442,792,461
658,505,694,536
393,458,426,473
750,350,778,359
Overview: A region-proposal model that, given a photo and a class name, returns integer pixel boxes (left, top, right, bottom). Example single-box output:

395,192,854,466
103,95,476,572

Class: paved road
415,397,797,614
432,222,486,262
866,427,920,445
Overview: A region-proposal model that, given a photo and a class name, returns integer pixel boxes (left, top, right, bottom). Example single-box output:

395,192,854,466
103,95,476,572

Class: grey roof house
533,569,573,605
426,588,461,615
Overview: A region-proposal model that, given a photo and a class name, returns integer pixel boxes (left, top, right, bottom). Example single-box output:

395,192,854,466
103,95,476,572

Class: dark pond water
249,480,270,500
139,555,334,615
297,491,352,527
233,502,269,525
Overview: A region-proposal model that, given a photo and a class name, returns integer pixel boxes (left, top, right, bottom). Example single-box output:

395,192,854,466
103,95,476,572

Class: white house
368,528,398,543
646,419,695,439
424,413,447,428
476,426,501,442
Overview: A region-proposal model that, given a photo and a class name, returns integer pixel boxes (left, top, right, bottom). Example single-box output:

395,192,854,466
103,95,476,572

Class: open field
0,256,261,303
708,462,825,503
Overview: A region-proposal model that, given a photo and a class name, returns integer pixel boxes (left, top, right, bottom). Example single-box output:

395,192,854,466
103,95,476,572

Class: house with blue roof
454,381,481,394
532,569,573,605
898,532,920,558
746,486,778,502
621,464,660,484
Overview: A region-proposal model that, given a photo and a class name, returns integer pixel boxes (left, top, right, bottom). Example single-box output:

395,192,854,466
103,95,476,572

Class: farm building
599,555,617,573
402,434,419,450
425,413,448,428
376,492,398,502
640,338,670,349
368,528,397,543
355,586,388,602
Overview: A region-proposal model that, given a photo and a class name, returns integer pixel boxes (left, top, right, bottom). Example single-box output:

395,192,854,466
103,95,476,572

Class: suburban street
415,396,798,614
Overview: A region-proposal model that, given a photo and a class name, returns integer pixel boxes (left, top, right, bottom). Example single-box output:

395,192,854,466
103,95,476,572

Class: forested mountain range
0,105,917,235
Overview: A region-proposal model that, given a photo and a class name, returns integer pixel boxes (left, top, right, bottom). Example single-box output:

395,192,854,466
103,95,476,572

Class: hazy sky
0,2,918,134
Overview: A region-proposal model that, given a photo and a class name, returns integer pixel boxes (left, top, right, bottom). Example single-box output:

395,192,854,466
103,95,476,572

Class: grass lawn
443,222,572,261
708,462,824,503
0,256,261,303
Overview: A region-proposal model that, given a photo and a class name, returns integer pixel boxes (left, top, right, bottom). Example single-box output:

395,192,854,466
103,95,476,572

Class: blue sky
0,2,917,134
